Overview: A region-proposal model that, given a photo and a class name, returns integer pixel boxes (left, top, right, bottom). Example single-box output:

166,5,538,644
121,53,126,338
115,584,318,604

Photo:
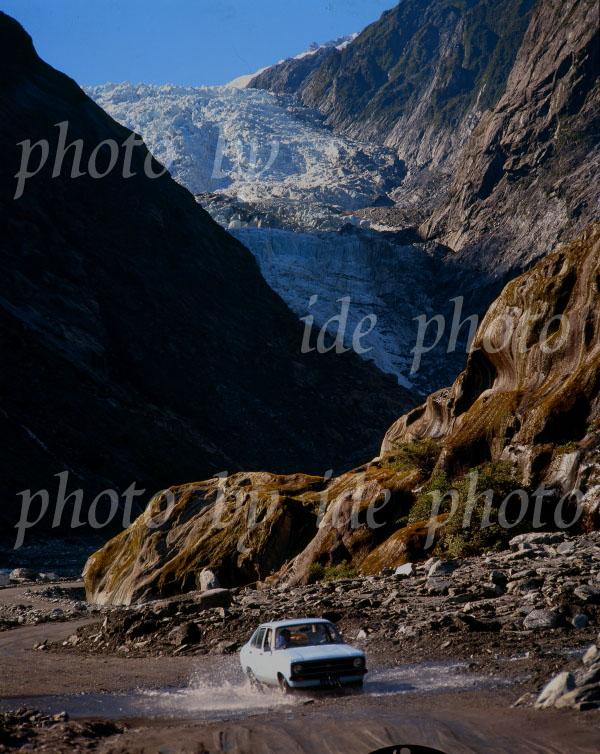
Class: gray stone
195,588,232,609
556,541,576,555
9,568,38,582
572,613,589,629
573,584,600,603
428,559,462,578
394,563,415,578
426,577,453,596
535,671,575,709
578,662,600,688
523,609,559,630
199,569,220,592
509,532,565,550
39,572,60,582
583,645,599,665
490,570,507,587
168,621,200,646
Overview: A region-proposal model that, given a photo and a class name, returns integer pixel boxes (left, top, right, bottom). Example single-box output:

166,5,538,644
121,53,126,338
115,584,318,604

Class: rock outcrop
0,12,415,538
382,223,600,520
84,466,423,604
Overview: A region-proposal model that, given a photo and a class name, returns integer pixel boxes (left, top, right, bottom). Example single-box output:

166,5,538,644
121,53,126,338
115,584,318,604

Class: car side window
263,629,272,650
253,627,266,648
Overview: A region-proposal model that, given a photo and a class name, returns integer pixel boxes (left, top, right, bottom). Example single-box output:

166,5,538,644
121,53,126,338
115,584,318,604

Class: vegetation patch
383,438,442,475
307,560,357,583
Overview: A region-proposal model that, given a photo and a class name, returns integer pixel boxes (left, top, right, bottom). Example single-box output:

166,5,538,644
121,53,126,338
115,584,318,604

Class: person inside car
276,628,291,649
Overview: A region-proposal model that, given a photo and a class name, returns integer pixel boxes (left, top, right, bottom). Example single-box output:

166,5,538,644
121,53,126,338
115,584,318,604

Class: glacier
86,81,464,390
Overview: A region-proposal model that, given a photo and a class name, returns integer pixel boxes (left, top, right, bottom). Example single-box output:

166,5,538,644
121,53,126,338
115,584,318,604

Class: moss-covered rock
84,472,322,604
382,223,600,521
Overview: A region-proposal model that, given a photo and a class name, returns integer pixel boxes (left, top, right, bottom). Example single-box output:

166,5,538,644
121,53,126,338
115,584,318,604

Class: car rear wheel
278,674,292,694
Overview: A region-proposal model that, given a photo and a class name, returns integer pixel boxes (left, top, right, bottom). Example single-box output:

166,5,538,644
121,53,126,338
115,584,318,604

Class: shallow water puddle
0,659,509,721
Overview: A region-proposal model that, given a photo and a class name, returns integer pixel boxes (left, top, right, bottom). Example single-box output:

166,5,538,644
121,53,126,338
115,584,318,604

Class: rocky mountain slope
0,12,415,539
250,0,599,287
249,0,538,208
424,0,600,272
85,224,600,603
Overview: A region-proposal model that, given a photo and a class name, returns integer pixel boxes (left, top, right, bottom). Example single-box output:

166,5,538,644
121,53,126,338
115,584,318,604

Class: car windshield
275,622,343,648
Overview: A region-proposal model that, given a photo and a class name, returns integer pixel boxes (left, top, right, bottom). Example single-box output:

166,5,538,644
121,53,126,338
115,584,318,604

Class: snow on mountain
226,35,357,88
292,34,358,59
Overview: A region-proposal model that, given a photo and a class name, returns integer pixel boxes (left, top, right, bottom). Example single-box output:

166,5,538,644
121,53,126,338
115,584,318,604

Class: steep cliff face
423,0,600,271
250,0,537,206
0,12,415,538
383,223,600,508
85,225,600,602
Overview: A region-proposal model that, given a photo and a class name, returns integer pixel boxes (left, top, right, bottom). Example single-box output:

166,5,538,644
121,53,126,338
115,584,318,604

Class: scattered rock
394,563,415,578
523,609,559,630
535,672,575,709
572,614,590,629
9,568,38,583
509,533,565,550
573,585,600,604
195,588,232,609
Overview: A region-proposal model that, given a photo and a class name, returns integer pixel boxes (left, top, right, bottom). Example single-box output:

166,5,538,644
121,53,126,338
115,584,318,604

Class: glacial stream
0,659,509,722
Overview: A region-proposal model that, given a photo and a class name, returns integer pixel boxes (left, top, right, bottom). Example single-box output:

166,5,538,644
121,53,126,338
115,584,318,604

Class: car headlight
292,663,303,674
353,657,364,668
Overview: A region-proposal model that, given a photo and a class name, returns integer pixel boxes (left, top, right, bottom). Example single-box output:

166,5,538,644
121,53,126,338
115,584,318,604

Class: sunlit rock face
383,223,600,520
249,0,538,212
423,0,600,273
83,467,417,604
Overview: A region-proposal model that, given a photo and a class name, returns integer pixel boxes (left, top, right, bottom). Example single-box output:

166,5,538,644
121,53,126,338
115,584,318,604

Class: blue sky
3,0,396,87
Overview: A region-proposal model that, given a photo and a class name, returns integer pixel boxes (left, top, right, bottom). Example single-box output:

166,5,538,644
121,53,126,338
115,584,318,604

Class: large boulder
84,472,322,605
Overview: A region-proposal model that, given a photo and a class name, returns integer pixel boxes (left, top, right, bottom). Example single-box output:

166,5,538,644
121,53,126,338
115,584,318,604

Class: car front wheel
278,674,292,694
246,668,262,691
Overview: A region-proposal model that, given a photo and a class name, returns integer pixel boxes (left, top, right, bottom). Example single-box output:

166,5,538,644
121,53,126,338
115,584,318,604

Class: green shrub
408,461,525,557
307,560,357,583
385,438,442,475
554,441,579,454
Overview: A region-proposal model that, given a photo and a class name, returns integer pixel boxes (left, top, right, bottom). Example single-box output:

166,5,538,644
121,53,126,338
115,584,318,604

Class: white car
239,617,367,692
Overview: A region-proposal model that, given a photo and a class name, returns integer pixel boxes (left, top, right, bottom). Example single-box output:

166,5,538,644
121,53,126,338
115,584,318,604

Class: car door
244,627,265,676
254,628,273,682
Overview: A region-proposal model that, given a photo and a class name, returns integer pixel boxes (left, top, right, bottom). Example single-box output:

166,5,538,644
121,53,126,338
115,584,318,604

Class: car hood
281,644,364,662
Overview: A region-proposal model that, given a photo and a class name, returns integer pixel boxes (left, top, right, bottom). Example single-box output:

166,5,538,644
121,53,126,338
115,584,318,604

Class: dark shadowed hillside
0,12,415,539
